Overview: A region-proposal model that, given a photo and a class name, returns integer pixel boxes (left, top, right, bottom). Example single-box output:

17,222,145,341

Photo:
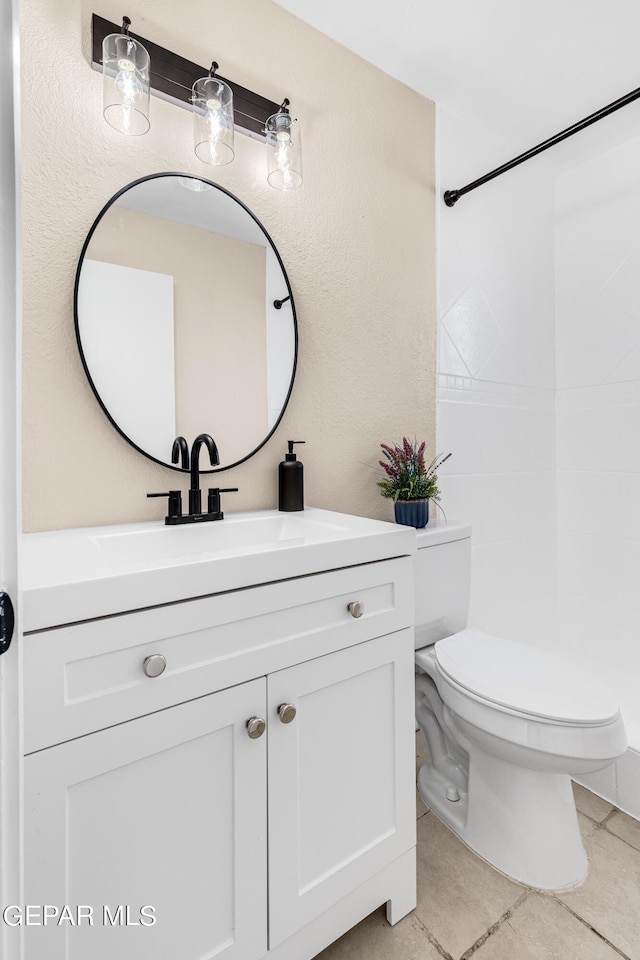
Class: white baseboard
575,747,640,820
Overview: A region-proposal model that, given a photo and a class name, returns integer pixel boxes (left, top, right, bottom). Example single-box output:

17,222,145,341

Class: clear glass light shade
192,76,235,166
102,32,150,135
265,111,302,191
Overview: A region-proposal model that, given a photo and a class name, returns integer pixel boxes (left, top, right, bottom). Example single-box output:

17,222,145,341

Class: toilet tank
414,518,472,649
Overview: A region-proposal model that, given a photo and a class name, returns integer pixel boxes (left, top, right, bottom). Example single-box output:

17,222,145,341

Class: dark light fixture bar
91,13,280,142
444,83,640,207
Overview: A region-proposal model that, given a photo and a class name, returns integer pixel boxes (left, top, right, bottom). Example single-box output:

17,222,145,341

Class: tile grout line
412,912,455,960
602,821,640,855
552,897,633,960
581,808,640,857
579,815,602,841
458,890,530,960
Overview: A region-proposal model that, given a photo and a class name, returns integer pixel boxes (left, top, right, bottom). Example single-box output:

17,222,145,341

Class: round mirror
74,173,297,472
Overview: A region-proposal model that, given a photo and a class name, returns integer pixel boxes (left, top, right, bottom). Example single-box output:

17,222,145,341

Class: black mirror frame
73,171,298,474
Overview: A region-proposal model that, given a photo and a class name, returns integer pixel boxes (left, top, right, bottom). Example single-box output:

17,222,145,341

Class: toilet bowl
413,522,627,890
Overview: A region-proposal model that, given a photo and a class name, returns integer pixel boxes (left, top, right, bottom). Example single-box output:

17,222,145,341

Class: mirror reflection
75,174,297,471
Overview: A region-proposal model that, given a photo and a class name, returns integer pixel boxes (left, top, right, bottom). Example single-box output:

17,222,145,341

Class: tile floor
316,735,640,960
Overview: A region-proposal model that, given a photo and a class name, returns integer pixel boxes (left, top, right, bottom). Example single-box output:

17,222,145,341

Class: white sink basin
91,511,356,564
22,508,415,631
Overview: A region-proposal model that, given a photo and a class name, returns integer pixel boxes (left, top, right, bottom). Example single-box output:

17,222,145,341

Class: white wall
436,107,557,650
436,104,640,815
555,136,640,766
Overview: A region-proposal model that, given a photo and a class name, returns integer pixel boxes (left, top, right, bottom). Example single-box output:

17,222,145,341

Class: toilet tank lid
435,629,621,724
415,518,471,549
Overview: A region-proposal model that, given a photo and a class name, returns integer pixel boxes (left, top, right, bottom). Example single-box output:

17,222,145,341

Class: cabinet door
267,629,415,948
24,679,267,960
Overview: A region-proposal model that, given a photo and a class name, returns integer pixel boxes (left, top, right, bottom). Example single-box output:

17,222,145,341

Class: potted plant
377,438,451,528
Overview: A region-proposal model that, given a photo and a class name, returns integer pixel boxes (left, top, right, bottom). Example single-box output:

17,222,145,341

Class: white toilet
414,519,627,890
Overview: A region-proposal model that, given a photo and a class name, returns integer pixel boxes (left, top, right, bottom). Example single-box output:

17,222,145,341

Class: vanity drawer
24,556,413,753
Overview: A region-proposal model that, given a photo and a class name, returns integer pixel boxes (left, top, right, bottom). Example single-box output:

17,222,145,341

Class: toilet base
418,742,588,890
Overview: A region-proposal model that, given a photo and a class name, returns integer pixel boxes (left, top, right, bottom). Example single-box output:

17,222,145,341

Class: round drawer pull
143,654,167,678
347,600,364,619
277,703,297,724
246,717,266,739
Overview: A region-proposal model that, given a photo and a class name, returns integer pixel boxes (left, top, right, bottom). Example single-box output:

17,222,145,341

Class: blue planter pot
394,499,430,528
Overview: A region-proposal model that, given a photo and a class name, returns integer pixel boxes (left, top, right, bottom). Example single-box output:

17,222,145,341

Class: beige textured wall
21,0,436,532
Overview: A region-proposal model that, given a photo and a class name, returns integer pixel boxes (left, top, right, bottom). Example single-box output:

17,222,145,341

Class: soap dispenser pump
279,441,305,512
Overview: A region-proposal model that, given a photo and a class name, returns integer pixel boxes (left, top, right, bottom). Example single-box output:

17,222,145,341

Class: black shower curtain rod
443,83,640,207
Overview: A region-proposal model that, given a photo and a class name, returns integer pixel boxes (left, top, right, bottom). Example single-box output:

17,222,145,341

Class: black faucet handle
147,490,183,523
207,487,238,519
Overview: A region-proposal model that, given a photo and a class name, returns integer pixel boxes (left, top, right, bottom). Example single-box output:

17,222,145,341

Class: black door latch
0,591,15,655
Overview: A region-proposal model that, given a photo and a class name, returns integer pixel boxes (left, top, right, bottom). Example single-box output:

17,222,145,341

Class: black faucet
171,436,190,470
189,433,220,515
148,432,237,524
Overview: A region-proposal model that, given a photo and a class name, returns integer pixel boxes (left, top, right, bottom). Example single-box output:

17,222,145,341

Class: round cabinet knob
277,703,297,724
246,717,266,739
347,600,365,619
143,654,167,678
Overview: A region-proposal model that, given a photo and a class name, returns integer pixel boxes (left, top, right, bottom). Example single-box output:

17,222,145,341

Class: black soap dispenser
279,441,305,512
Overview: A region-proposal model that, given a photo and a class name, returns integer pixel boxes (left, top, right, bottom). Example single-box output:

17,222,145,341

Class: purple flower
378,438,451,504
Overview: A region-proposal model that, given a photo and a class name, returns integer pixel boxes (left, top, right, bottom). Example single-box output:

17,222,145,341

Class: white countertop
22,508,416,631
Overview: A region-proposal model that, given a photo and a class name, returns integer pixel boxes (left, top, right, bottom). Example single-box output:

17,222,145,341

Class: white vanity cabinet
24,678,268,960
22,523,416,960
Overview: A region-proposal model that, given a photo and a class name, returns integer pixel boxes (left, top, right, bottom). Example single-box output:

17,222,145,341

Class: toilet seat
416,634,626,766
434,629,619,725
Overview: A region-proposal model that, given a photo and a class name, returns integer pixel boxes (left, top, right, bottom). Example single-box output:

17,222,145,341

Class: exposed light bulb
192,71,235,166
114,58,143,104
102,24,150,136
275,135,296,188
205,99,223,145
266,105,302,190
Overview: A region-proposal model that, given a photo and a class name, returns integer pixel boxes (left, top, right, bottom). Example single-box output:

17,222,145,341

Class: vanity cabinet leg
384,847,417,926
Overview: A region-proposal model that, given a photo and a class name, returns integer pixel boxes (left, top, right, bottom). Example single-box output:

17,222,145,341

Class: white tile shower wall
555,135,640,770
435,109,640,817
436,106,558,648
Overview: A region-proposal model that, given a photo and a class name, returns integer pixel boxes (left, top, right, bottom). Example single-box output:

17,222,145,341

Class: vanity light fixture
101,16,150,136
92,15,302,187
192,62,234,166
265,100,302,191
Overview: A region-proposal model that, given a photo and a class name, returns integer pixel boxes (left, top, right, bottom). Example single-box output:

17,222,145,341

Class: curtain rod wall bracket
444,83,640,207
